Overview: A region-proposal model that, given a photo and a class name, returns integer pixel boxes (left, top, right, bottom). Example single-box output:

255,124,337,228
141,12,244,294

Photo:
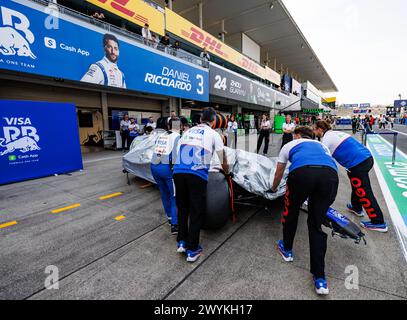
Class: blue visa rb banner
0,100,83,185
0,0,209,101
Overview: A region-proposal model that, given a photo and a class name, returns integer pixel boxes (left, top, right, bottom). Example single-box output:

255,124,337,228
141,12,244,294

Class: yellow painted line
99,192,123,200
140,183,153,189
0,221,18,229
51,203,81,214
115,215,126,221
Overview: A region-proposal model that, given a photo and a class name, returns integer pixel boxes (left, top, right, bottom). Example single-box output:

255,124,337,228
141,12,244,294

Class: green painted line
367,135,407,224
367,135,407,260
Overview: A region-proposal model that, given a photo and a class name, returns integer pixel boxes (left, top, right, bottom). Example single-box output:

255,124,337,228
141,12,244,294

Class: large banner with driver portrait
0,0,209,102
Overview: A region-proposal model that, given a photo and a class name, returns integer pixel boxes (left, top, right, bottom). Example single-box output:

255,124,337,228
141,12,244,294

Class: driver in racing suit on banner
313,120,388,233
81,34,126,88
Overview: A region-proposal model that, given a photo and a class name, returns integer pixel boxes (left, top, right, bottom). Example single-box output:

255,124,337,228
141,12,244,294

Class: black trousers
352,124,357,134
121,130,130,150
347,157,384,224
174,173,207,251
257,130,270,154
281,133,293,149
283,167,339,279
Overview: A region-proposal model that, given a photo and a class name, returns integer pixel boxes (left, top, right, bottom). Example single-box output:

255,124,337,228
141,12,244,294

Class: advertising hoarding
0,0,209,102
0,100,83,185
209,63,300,111
265,66,281,86
86,0,165,35
394,100,407,108
302,81,321,104
291,78,302,97
281,74,292,93
165,8,266,80
210,63,272,107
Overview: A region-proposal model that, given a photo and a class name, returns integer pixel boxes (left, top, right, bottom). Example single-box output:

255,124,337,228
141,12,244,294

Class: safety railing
31,0,205,68
361,129,398,165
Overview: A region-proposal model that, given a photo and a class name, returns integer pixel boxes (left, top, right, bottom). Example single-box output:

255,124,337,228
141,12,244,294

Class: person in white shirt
128,118,140,147
379,114,387,130
173,107,229,263
281,114,296,149
200,47,211,68
151,118,181,234
120,115,131,151
150,34,159,49
390,116,395,129
142,23,152,45
257,113,271,155
146,117,157,130
227,115,238,149
81,34,126,88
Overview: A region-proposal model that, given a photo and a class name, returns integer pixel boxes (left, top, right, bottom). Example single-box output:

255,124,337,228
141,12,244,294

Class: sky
282,0,407,106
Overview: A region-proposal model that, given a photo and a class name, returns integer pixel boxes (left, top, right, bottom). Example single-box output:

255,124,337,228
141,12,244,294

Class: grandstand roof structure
155,0,338,92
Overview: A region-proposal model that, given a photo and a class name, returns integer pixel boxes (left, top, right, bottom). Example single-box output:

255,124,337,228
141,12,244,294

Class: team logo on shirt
0,117,41,157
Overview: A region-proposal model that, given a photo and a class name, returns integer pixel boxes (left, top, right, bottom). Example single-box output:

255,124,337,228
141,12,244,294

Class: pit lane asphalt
380,124,407,155
0,137,406,300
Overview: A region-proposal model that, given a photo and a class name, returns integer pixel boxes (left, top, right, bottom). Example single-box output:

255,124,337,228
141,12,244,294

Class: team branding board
0,100,83,185
0,0,209,102
209,63,300,111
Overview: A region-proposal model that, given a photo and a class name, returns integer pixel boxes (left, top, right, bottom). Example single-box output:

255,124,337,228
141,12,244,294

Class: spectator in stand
160,34,171,53
142,23,152,45
200,47,211,68
171,41,181,56
151,34,159,49
295,116,300,125
91,11,105,20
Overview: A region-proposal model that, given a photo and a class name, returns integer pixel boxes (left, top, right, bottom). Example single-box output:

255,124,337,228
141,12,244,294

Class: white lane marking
367,136,407,262
379,134,407,159
391,130,407,137
83,156,123,164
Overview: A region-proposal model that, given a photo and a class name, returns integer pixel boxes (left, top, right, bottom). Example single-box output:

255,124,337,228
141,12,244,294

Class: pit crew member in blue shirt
313,120,388,233
151,118,181,235
173,107,229,263
271,126,339,295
